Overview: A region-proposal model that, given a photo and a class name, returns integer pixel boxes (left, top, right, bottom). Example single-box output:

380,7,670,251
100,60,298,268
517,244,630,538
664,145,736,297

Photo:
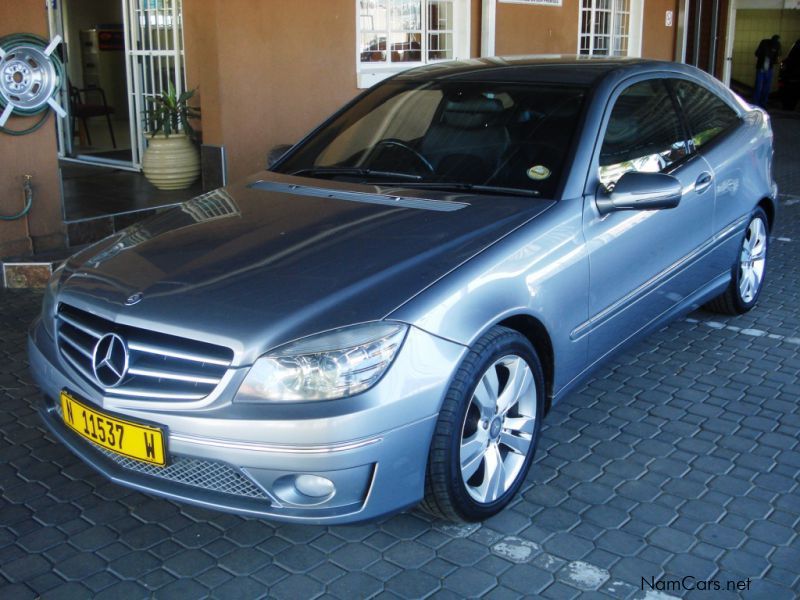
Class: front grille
53,402,269,501
95,445,269,499
56,303,234,401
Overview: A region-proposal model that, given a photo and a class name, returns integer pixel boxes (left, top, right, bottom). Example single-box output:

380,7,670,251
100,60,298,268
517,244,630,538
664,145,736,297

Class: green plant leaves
144,84,201,139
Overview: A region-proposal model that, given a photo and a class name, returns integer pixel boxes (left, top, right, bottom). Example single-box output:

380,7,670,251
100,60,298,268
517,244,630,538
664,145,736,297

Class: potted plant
142,83,201,190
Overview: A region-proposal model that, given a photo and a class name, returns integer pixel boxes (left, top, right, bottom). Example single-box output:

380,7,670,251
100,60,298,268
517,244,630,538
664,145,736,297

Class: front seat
420,96,509,181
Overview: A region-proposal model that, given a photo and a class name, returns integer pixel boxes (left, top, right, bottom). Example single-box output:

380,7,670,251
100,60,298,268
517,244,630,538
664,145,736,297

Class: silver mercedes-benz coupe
29,57,776,524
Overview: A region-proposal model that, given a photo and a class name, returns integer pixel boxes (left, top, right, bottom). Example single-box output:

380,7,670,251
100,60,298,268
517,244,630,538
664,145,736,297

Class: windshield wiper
289,167,422,181
376,182,541,198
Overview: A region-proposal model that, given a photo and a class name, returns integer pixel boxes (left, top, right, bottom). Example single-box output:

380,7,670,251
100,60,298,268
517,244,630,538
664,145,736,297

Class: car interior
327,83,588,198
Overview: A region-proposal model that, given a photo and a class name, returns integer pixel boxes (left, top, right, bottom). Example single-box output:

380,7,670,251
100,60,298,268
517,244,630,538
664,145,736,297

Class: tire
705,207,769,315
422,326,545,522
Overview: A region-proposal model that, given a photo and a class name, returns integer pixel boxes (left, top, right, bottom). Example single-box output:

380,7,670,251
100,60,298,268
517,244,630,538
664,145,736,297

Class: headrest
440,96,504,129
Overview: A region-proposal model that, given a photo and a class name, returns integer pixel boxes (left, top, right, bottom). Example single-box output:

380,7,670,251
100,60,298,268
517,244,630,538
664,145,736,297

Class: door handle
695,172,713,194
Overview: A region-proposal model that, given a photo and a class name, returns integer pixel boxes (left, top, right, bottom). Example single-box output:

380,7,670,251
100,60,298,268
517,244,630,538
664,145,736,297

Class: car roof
394,55,679,86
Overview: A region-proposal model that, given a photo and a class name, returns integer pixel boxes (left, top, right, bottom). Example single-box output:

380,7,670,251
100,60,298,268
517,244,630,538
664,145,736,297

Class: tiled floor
61,161,200,222
1,113,798,599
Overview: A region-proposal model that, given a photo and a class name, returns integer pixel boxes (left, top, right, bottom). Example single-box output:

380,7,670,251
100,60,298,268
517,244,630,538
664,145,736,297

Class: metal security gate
46,0,69,159
123,0,187,168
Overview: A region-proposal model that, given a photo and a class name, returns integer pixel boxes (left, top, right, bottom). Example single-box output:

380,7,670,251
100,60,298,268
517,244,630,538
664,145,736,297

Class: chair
69,84,117,148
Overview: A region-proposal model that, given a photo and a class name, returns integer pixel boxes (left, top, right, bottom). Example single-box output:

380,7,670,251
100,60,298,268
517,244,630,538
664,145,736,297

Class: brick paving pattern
1,113,798,599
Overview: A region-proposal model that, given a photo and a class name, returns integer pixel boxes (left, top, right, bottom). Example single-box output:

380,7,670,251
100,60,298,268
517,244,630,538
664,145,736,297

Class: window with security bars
579,0,631,57
359,0,455,66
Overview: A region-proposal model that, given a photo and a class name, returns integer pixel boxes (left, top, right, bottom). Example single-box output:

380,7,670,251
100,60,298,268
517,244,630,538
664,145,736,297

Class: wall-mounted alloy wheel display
0,33,66,134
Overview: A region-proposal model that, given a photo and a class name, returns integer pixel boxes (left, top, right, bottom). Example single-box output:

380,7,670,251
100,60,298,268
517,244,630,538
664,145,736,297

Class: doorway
49,0,135,169
730,7,800,99
47,0,199,229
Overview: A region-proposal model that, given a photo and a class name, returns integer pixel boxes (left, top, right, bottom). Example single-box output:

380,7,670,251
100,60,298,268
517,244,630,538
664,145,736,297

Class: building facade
1,0,683,258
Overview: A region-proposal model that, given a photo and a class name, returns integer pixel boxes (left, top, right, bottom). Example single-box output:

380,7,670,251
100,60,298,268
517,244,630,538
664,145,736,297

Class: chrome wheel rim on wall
460,355,537,504
739,217,767,303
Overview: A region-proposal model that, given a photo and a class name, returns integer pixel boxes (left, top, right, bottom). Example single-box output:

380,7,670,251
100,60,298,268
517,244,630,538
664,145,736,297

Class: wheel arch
497,313,555,414
757,197,776,231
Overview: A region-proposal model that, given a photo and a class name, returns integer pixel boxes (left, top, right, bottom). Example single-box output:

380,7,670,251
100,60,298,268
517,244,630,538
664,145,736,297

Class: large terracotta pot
142,134,200,190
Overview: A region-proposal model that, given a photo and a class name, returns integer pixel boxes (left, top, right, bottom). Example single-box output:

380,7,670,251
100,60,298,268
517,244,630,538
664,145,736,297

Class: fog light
272,473,336,506
295,474,335,498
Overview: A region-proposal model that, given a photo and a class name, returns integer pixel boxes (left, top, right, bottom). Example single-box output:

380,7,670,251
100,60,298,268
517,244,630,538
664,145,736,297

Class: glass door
48,0,138,170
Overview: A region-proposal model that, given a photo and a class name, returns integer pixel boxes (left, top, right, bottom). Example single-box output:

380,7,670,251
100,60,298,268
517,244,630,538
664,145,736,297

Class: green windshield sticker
527,165,551,181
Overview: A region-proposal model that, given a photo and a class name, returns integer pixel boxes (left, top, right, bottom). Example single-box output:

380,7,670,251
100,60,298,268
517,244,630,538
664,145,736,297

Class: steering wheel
368,138,434,174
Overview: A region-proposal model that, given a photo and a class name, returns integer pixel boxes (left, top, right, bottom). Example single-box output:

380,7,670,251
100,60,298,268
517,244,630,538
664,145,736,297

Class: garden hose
0,175,33,221
0,32,66,136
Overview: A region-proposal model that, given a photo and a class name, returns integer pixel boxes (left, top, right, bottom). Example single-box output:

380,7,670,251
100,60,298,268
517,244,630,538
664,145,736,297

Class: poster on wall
500,0,563,6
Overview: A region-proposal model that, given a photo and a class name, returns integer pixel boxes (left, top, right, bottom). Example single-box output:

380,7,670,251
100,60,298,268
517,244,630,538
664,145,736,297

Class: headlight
237,322,408,402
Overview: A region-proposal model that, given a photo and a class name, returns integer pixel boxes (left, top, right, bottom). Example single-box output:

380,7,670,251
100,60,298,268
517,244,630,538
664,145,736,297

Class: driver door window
598,80,689,190
585,77,713,363
672,80,741,150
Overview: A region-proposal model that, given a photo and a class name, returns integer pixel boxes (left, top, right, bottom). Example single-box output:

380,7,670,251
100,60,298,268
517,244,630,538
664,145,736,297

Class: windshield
274,79,587,198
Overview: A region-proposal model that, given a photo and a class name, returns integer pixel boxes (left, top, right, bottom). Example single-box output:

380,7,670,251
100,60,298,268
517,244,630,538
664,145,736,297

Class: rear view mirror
267,144,293,169
596,171,682,215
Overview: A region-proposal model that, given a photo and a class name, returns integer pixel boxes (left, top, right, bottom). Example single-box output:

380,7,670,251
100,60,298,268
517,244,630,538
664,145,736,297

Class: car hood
58,172,554,364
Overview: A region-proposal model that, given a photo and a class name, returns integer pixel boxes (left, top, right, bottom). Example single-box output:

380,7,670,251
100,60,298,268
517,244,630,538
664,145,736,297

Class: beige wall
181,0,685,186
471,0,482,57
495,1,580,56
183,0,487,183
643,0,678,61
0,0,65,258
185,0,361,183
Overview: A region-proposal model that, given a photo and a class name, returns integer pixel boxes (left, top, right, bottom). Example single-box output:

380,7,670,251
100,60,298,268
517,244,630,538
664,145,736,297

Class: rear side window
673,80,740,149
599,79,689,190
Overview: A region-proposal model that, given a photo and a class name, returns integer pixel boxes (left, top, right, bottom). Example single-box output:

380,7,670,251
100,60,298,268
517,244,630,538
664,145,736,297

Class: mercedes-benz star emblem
92,333,129,388
125,292,143,305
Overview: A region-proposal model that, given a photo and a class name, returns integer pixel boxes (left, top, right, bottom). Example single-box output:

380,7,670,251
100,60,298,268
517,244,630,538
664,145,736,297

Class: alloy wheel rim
460,355,537,504
739,217,767,303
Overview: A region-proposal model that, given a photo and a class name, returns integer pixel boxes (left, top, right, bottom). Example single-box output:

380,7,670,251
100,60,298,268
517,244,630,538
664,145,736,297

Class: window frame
586,74,696,197
356,0,470,89
666,77,744,155
577,0,643,58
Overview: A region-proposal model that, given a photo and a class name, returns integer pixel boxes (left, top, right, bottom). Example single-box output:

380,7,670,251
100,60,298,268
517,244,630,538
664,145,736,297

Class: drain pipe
0,175,33,221
481,0,496,57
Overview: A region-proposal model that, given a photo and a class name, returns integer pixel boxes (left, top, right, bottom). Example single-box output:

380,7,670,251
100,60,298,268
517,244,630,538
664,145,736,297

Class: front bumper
29,318,466,524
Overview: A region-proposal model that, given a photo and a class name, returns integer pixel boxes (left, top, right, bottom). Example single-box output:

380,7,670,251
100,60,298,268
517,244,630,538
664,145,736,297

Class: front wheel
705,207,769,315
422,326,544,522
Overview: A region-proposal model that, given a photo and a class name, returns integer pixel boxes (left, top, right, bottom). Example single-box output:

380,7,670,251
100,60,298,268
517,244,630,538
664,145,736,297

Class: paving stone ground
1,113,799,599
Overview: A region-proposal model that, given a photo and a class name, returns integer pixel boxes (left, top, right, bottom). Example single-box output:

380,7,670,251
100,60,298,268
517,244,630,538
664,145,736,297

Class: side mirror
267,144,293,169
596,171,682,216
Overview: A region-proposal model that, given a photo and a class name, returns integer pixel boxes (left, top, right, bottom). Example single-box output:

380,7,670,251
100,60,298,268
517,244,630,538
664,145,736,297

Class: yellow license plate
60,390,167,466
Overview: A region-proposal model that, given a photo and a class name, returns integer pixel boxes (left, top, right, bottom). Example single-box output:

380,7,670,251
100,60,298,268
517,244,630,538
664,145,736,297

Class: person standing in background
753,34,781,108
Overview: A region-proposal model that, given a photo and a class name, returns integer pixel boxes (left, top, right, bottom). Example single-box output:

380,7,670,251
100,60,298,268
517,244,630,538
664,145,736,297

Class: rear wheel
705,207,769,315
422,326,544,522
